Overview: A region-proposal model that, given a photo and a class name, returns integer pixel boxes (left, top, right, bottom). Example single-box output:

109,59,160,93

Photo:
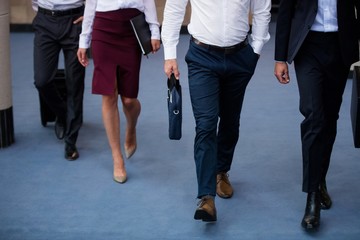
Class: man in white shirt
162,0,271,222
32,0,85,160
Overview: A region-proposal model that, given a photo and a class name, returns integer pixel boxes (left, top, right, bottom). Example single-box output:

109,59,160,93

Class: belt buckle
193,38,201,46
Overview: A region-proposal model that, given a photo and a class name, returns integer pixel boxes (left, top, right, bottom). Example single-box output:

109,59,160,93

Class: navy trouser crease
185,39,258,198
33,11,85,145
294,32,350,193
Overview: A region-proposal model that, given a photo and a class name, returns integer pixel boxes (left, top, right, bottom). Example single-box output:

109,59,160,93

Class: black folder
350,66,360,148
130,13,152,56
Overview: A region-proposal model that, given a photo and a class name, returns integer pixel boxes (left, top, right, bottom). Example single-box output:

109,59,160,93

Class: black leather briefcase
350,66,360,148
39,69,66,127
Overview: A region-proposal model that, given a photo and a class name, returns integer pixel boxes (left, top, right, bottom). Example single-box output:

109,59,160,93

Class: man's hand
77,48,89,67
274,62,290,84
73,16,83,24
164,59,180,79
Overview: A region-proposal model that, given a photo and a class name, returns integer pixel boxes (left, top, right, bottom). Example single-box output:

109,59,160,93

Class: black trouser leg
294,32,349,193
62,28,85,146
33,13,66,122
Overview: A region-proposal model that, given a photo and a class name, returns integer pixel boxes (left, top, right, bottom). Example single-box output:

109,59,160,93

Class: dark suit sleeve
274,0,297,62
356,0,360,40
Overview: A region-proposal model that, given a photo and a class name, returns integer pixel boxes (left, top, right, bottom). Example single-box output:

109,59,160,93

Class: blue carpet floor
1,22,360,240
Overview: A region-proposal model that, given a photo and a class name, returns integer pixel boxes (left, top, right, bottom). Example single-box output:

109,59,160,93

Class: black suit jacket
275,0,360,66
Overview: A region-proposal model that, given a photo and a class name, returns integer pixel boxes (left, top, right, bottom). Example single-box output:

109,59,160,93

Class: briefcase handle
167,73,180,90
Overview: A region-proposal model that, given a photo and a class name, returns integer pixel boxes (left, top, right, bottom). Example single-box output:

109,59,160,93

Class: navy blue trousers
185,39,259,198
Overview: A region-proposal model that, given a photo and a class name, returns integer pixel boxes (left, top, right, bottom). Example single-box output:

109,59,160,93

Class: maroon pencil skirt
91,8,142,98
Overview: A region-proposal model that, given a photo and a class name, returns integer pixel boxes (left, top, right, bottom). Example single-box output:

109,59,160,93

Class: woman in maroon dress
77,0,160,183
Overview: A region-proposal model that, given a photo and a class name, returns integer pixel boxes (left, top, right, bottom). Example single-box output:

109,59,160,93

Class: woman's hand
151,39,161,53
77,48,89,67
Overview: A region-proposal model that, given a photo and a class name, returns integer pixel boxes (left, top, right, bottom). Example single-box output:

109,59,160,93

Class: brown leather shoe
216,172,233,198
194,196,217,222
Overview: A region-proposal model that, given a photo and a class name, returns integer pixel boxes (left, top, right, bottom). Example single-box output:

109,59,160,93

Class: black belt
306,31,338,43
38,6,84,17
191,36,248,54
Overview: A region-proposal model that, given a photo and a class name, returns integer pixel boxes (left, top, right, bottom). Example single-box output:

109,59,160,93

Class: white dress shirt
161,0,271,60
32,0,85,11
79,0,160,49
311,0,338,32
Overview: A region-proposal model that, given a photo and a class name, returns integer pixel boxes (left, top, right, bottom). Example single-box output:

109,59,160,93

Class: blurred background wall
9,0,190,27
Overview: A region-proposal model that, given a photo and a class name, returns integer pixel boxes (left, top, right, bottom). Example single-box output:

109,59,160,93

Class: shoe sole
65,151,79,161
113,176,127,184
216,192,233,199
194,209,217,222
301,220,320,231
320,202,332,210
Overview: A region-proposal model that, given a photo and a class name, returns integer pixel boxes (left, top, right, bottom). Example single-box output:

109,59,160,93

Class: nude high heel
124,145,137,159
113,174,127,184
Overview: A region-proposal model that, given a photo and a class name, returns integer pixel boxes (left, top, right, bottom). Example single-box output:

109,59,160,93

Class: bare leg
121,96,141,159
102,92,127,181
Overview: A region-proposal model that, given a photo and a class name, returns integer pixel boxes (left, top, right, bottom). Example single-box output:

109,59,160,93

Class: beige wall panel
0,13,12,109
10,0,35,24
9,0,191,25
0,0,9,15
156,0,191,25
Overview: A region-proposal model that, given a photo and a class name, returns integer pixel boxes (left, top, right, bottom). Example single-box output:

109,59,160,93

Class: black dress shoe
65,143,79,161
55,119,65,140
319,181,332,210
194,195,217,222
301,192,321,230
